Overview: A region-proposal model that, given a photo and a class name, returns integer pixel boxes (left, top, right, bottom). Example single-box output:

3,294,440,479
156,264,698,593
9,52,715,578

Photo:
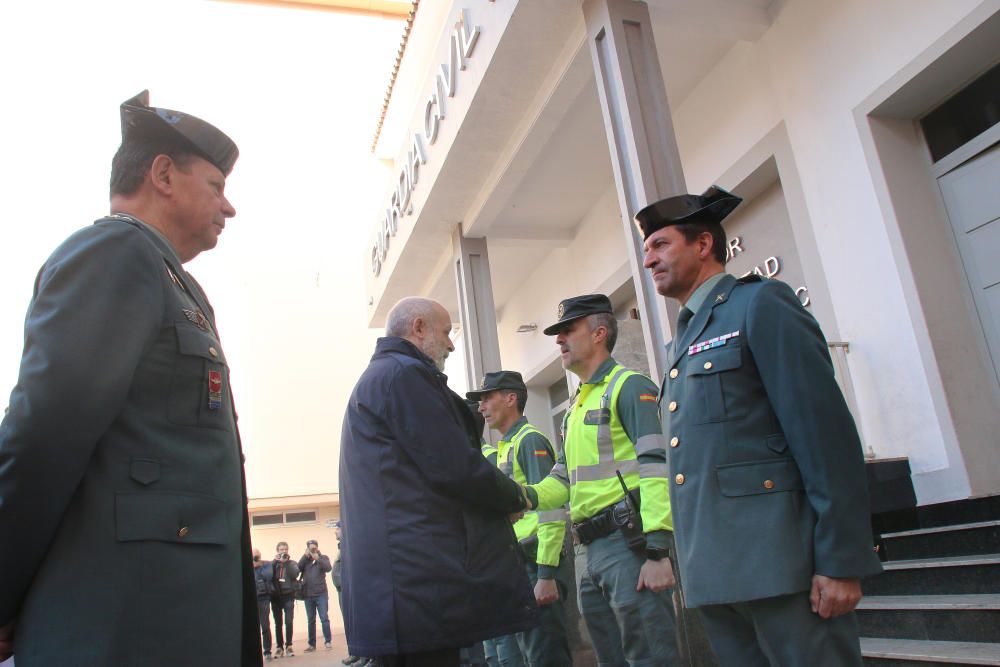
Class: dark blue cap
543,294,613,336
465,370,527,400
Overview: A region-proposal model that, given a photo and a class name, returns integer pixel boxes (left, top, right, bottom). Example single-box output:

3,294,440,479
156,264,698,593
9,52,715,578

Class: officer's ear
697,230,715,261
503,390,517,408
148,154,175,196
591,323,608,346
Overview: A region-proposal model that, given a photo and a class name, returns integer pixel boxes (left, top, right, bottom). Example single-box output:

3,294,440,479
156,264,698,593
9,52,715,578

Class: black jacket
339,337,536,657
298,553,332,597
271,557,300,598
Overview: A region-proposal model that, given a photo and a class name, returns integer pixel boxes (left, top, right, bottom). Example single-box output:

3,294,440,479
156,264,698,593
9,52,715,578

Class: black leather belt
572,494,641,545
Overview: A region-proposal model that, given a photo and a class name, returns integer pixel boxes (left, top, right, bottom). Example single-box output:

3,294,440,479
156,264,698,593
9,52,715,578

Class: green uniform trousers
575,530,680,666
698,590,863,666
516,559,573,667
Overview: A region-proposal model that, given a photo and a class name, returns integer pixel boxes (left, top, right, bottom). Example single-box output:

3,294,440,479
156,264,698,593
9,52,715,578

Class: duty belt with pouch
572,492,645,551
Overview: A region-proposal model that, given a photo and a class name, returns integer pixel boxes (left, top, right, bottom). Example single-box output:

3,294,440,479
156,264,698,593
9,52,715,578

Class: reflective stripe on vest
569,367,630,485
563,364,644,521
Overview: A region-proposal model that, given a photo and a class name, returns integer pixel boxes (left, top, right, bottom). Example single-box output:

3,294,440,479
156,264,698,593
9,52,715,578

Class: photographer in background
299,539,334,652
271,541,300,658
254,549,276,661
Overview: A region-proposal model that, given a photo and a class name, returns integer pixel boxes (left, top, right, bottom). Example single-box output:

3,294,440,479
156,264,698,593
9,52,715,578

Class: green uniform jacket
661,274,882,607
0,218,260,665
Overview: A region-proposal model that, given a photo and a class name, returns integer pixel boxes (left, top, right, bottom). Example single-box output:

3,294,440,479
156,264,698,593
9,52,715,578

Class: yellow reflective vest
497,421,567,568
533,363,672,534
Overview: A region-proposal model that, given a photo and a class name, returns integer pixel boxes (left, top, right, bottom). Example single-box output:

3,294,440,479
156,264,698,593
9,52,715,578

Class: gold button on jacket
177,526,190,538
668,401,678,412
669,436,679,448
674,473,685,485
669,368,679,379
763,480,775,490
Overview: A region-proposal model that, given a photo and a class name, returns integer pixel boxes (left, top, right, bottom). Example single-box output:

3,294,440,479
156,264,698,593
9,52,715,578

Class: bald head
386,297,455,371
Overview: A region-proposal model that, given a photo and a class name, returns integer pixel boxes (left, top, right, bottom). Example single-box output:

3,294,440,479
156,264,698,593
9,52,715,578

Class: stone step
864,555,1000,597
857,595,1000,643
882,521,1000,561
861,638,1000,666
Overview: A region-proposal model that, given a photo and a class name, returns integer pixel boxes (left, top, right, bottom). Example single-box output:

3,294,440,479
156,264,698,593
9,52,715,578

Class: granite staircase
860,495,1000,666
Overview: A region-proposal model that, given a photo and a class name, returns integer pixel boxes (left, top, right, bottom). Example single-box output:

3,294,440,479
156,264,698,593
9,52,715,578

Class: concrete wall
496,186,628,379
251,505,345,630
669,0,994,503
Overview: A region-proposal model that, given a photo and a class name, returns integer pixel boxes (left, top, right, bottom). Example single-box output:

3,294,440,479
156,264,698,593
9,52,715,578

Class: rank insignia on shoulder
183,308,211,331
688,330,740,356
715,293,727,303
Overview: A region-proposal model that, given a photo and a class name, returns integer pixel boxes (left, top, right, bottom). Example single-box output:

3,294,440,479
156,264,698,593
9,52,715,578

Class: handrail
827,341,874,460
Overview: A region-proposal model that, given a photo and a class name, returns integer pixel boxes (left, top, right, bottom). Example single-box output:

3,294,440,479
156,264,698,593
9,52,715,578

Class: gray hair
588,312,618,353
386,297,444,337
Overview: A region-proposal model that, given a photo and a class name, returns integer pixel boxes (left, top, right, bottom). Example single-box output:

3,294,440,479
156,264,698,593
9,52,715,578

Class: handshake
509,483,535,522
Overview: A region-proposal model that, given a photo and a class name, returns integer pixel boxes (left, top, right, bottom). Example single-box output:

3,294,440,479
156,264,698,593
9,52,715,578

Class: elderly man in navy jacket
638,187,882,665
340,297,537,667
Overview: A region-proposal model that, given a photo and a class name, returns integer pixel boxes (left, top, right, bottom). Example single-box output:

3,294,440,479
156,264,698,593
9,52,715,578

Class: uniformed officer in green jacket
637,186,882,665
468,371,572,667
521,295,681,666
0,91,259,665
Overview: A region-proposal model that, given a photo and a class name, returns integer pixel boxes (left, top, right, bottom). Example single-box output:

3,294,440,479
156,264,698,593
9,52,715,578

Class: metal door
938,140,1000,387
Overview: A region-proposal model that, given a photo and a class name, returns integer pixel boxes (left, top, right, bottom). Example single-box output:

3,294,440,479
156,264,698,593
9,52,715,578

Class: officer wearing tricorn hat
521,295,681,664
639,186,882,665
0,92,260,665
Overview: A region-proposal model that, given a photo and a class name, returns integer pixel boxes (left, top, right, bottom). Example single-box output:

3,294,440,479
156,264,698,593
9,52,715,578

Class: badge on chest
208,370,223,410
688,330,740,356
584,408,611,425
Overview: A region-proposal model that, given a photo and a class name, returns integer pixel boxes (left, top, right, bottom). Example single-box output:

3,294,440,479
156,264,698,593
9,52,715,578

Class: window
921,61,1000,162
251,510,319,528
252,513,283,527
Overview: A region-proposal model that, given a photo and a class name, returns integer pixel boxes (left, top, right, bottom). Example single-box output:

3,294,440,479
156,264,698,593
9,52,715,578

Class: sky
0,0,406,498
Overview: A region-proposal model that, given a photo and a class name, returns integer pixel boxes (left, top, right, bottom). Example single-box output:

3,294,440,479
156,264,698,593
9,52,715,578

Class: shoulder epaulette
737,274,764,284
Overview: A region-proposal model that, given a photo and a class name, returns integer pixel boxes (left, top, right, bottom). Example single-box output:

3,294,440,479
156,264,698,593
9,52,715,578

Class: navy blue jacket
339,337,537,656
255,561,276,600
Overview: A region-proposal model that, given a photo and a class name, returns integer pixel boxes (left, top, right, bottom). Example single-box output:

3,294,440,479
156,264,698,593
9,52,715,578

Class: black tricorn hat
465,371,527,400
543,294,613,336
633,185,742,240
120,90,239,176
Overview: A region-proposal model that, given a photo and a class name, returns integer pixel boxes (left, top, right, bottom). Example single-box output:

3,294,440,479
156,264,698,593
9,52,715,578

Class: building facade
366,0,1000,507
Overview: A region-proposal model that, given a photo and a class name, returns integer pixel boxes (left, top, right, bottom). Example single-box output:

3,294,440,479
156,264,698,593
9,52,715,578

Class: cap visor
543,314,587,336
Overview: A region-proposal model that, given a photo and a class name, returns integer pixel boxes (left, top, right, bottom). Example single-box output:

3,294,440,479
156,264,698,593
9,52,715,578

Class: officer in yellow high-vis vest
468,372,572,667
522,294,681,666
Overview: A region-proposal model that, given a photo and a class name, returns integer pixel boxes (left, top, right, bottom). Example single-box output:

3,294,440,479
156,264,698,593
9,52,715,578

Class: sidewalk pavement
269,627,356,665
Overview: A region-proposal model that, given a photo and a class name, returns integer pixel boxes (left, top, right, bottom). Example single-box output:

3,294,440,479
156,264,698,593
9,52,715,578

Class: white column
452,226,502,392
583,0,687,381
